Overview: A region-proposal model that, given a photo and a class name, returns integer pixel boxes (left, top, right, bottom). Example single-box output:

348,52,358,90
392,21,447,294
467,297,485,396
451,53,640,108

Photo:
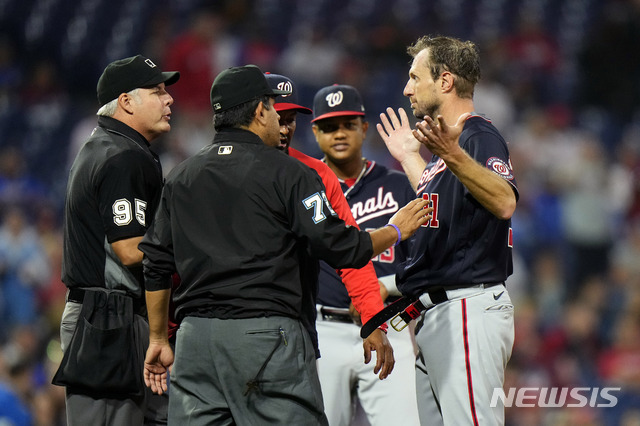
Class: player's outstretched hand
363,328,394,380
413,113,471,160
377,107,422,163
144,341,174,395
390,198,433,241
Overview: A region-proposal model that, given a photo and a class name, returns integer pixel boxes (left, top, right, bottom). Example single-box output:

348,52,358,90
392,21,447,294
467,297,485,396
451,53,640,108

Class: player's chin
278,140,290,151
329,148,353,161
154,122,172,135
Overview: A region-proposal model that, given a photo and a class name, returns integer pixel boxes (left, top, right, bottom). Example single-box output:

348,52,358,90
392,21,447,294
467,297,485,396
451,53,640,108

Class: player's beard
413,99,440,120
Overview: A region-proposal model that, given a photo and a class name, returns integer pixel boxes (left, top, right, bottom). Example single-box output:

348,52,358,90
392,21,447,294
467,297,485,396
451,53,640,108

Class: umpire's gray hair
96,88,141,117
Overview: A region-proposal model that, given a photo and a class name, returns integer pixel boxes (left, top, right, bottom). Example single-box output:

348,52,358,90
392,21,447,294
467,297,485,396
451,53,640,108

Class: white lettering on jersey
351,187,399,225
113,199,132,226
321,191,337,216
417,158,447,193
113,198,147,226
303,192,327,223
135,198,147,226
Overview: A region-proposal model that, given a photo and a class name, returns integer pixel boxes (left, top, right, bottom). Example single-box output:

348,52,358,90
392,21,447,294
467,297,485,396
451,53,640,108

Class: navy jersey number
421,193,439,228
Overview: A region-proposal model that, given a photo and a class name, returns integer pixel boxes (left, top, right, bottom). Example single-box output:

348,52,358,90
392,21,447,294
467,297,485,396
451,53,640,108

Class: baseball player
376,35,518,425
311,84,420,426
264,72,385,359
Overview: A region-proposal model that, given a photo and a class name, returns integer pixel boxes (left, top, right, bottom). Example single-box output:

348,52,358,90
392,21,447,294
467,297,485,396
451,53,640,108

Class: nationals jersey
317,161,415,308
289,148,383,311
397,115,519,296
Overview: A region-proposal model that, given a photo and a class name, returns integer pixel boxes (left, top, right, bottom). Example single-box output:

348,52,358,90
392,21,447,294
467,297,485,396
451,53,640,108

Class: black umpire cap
97,55,180,106
210,65,291,113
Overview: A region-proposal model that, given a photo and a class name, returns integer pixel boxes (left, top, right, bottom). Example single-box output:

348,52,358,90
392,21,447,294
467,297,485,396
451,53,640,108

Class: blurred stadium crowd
0,0,639,424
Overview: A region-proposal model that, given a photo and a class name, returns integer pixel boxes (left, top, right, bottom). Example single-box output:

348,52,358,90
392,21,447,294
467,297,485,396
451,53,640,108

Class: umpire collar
97,116,152,149
213,127,269,146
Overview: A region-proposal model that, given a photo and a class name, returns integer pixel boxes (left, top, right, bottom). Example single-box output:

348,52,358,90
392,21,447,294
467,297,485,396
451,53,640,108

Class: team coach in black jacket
139,65,431,426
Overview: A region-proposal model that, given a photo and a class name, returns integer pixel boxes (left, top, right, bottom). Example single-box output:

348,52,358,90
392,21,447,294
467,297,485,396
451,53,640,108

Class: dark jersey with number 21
397,115,519,297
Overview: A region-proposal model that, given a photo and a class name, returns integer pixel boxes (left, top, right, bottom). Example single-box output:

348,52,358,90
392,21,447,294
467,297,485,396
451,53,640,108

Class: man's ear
311,124,320,141
440,71,455,94
254,101,268,126
361,120,369,136
117,93,135,115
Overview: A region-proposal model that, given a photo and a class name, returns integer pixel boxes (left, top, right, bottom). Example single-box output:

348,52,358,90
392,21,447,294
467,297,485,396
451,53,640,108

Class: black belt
360,282,504,338
68,288,146,315
319,307,355,324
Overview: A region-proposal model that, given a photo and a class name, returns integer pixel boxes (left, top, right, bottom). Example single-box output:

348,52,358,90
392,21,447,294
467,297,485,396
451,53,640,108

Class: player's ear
361,119,369,135
440,71,454,94
311,124,320,140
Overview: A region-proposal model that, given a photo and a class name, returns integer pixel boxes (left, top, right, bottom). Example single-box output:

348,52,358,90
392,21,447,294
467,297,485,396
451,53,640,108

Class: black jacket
140,128,373,324
62,116,163,296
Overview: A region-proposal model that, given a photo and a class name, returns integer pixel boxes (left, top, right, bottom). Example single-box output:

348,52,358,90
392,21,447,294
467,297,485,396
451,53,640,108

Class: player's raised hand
144,341,174,395
377,107,422,163
362,328,395,380
414,112,471,161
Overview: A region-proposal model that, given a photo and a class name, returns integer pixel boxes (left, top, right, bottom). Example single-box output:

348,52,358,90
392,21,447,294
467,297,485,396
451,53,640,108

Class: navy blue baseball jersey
318,161,415,308
397,115,519,296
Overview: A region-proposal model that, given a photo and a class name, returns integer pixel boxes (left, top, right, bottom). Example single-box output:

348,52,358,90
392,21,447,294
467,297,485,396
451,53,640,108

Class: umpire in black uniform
139,65,430,425
55,55,179,425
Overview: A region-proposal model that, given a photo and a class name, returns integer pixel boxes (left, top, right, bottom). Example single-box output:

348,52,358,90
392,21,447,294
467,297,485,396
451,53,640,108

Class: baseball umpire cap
264,73,312,114
97,55,180,106
210,65,291,113
312,84,365,123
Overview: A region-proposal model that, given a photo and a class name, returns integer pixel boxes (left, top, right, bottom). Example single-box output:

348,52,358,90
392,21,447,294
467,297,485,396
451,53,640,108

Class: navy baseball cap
210,65,291,113
311,84,365,123
97,55,180,106
264,73,312,114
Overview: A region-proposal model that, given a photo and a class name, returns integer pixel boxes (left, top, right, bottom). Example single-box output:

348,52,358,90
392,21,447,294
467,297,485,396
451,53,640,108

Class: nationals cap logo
277,81,293,98
325,91,344,107
486,157,514,180
312,84,365,122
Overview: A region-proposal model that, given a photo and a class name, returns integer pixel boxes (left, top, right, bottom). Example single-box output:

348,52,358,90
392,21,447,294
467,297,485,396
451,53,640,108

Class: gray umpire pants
60,301,168,426
170,315,328,426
